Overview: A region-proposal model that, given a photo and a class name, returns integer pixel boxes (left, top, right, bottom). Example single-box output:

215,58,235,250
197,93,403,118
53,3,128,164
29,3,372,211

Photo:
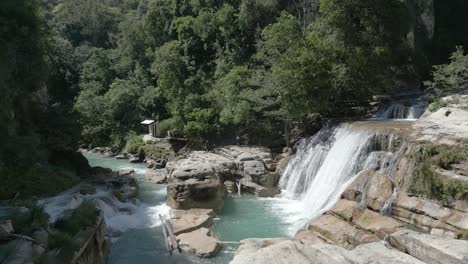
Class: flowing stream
77,153,290,264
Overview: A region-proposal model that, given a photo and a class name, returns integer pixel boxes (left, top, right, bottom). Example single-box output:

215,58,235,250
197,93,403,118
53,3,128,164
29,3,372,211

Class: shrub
428,98,448,112
159,118,178,136
0,164,80,200
424,46,468,94
10,204,49,235
54,200,98,236
124,132,145,154
48,231,72,249
409,143,468,205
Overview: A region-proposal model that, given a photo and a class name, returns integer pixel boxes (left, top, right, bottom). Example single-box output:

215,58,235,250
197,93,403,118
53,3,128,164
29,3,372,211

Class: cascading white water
374,97,428,120
278,125,375,231
39,183,169,239
278,124,404,232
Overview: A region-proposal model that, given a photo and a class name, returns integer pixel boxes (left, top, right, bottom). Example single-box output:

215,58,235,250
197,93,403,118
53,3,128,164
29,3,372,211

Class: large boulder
176,228,221,258
308,214,379,249
330,199,403,237
144,169,167,184
167,147,282,209
390,229,468,264
342,169,394,211
240,179,279,197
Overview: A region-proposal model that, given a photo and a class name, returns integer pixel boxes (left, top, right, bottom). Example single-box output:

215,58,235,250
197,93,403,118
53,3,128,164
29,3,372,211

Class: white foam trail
276,124,407,234
39,184,170,237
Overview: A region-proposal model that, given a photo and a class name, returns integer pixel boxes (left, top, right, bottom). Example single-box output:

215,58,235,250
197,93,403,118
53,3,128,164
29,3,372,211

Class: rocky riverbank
229,92,468,263
0,165,142,264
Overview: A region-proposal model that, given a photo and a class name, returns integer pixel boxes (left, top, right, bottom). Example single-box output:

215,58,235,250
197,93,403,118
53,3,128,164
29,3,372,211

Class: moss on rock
408,142,468,206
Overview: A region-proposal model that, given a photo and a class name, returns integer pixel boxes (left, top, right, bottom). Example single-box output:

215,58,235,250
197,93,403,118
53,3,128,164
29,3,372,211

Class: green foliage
124,132,145,154
428,98,448,112
409,142,468,205
54,200,98,236
48,232,73,250
424,47,468,94
159,118,178,135
10,204,49,235
0,165,80,200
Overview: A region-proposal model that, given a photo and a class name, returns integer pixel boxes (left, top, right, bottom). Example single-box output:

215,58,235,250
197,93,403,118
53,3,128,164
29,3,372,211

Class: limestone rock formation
144,169,167,184
167,161,225,209
166,146,282,209
170,209,214,235
230,238,426,264
342,169,394,211
176,228,221,258
390,229,468,264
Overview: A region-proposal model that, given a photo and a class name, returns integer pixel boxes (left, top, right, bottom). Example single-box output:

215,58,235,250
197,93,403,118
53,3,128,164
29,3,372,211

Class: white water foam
275,124,407,234
275,125,375,233
39,184,170,238
373,97,428,121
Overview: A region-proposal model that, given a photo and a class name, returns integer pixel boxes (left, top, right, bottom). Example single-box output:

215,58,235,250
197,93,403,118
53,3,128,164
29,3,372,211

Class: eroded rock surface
166,146,281,210
176,228,221,258
390,229,468,264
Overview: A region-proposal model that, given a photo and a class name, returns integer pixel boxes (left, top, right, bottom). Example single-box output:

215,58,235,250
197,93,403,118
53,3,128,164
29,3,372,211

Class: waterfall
381,188,397,216
278,124,404,231
373,97,428,120
236,182,242,196
39,184,169,239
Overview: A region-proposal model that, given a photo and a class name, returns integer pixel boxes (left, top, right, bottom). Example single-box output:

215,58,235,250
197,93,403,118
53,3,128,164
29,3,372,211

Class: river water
83,152,291,264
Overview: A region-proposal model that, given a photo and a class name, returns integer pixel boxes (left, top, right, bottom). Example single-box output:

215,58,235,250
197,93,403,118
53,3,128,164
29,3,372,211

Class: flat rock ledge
169,208,221,258
177,228,221,258
230,238,425,264
170,208,215,235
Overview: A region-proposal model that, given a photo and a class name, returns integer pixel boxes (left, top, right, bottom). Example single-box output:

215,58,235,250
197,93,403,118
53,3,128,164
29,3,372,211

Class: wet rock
390,229,468,264
330,199,403,238
79,185,97,195
118,169,134,176
128,156,141,163
240,179,279,197
275,153,291,176
243,160,266,177
115,153,127,160
0,220,14,235
32,229,49,248
167,175,224,209
170,209,214,235
177,228,221,258
224,180,236,194
144,169,167,184
342,169,394,211
308,214,379,249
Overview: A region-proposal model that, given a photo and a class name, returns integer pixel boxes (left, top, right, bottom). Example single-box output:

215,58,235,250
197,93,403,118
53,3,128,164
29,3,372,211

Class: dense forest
1,0,468,198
